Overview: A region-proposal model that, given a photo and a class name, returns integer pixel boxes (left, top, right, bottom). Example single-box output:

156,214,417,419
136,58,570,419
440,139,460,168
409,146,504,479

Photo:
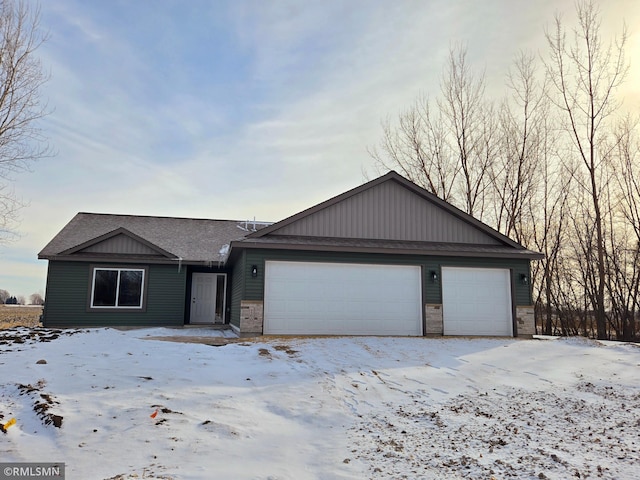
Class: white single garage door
442,267,513,336
264,261,422,335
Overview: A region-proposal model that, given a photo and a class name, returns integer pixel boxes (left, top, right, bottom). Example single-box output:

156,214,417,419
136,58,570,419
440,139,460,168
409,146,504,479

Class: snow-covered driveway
1,328,638,479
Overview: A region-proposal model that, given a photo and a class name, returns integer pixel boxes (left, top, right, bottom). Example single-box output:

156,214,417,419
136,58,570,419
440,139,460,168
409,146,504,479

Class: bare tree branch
0,0,50,243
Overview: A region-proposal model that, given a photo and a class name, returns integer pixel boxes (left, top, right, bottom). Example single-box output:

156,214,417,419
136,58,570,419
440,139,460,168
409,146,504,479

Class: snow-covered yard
1,327,639,479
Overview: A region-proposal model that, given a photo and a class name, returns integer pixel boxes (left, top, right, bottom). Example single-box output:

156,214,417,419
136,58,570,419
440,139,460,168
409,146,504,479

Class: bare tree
438,46,495,219
527,128,571,336
29,291,43,305
613,117,640,248
370,45,495,221
491,52,549,243
369,95,459,202
608,116,640,340
0,288,9,303
0,0,49,242
370,1,638,341
544,0,628,339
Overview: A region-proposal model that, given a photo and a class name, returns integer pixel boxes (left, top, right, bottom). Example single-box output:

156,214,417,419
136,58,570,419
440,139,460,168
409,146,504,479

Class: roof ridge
76,212,267,223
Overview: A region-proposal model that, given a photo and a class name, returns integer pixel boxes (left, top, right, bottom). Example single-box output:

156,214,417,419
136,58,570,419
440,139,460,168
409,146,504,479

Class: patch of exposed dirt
0,327,86,351
351,383,640,479
17,379,63,429
258,345,300,359
273,344,299,356
144,335,241,346
149,405,184,427
258,347,272,358
103,464,176,480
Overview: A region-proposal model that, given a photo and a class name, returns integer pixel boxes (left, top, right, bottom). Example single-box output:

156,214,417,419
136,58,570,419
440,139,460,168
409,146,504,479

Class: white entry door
264,261,422,335
190,273,226,324
441,267,513,336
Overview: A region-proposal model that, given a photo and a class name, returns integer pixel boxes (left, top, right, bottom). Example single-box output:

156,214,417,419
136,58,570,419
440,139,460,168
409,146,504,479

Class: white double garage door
263,261,514,336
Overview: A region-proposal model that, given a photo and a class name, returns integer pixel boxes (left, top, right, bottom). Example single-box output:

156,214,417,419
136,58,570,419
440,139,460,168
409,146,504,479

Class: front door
190,273,226,324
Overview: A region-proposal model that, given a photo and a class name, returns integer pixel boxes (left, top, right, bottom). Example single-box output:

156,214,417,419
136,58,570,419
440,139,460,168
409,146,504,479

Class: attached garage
231,172,542,337
441,267,513,336
263,261,423,335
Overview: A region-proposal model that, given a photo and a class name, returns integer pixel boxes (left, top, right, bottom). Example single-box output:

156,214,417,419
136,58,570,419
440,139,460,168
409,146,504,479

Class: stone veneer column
239,300,264,336
425,304,443,336
515,305,535,337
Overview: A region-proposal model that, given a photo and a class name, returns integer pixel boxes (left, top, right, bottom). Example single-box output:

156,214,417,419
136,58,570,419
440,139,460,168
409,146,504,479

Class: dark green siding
43,250,533,329
234,249,532,307
244,251,270,300
229,251,246,328
43,261,187,327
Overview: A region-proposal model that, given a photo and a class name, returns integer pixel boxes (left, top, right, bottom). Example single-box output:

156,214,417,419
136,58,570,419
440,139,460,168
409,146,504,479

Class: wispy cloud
2,0,639,297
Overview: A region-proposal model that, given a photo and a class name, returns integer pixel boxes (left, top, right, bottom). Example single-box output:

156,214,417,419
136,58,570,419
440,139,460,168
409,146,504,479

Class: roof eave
230,240,544,260
37,254,229,266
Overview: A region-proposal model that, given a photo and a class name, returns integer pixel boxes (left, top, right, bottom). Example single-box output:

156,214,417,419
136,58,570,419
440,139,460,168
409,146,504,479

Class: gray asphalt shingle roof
38,213,264,263
39,173,542,264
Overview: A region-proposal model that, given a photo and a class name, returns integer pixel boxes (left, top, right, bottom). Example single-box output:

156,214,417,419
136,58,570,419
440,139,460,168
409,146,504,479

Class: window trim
87,265,148,312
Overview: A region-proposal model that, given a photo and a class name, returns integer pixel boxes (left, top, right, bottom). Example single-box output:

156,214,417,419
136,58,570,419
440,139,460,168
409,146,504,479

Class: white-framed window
90,267,146,309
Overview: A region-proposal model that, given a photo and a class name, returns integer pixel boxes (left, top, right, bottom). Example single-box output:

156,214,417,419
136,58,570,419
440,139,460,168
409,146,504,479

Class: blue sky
1,0,639,299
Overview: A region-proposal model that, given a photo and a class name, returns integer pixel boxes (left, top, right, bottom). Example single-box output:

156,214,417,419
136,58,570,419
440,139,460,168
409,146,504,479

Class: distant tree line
371,0,639,341
0,289,43,305
4,296,20,304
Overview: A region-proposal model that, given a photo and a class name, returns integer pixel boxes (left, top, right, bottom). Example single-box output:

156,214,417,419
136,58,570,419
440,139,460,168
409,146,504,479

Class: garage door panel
264,261,422,335
442,267,513,336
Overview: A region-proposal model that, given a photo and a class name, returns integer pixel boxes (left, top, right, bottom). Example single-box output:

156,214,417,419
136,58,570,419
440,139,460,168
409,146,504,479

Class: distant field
0,305,43,328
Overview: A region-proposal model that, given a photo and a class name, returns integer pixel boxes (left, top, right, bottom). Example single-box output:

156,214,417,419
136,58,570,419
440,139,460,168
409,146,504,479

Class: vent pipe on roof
237,218,273,232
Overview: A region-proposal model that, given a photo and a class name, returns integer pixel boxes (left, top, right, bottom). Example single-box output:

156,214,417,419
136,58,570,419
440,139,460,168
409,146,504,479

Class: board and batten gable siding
79,233,163,256
235,248,532,308
268,180,501,245
43,261,186,327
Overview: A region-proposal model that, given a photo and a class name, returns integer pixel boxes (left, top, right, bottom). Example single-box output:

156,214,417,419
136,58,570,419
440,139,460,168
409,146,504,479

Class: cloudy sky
1,0,639,299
